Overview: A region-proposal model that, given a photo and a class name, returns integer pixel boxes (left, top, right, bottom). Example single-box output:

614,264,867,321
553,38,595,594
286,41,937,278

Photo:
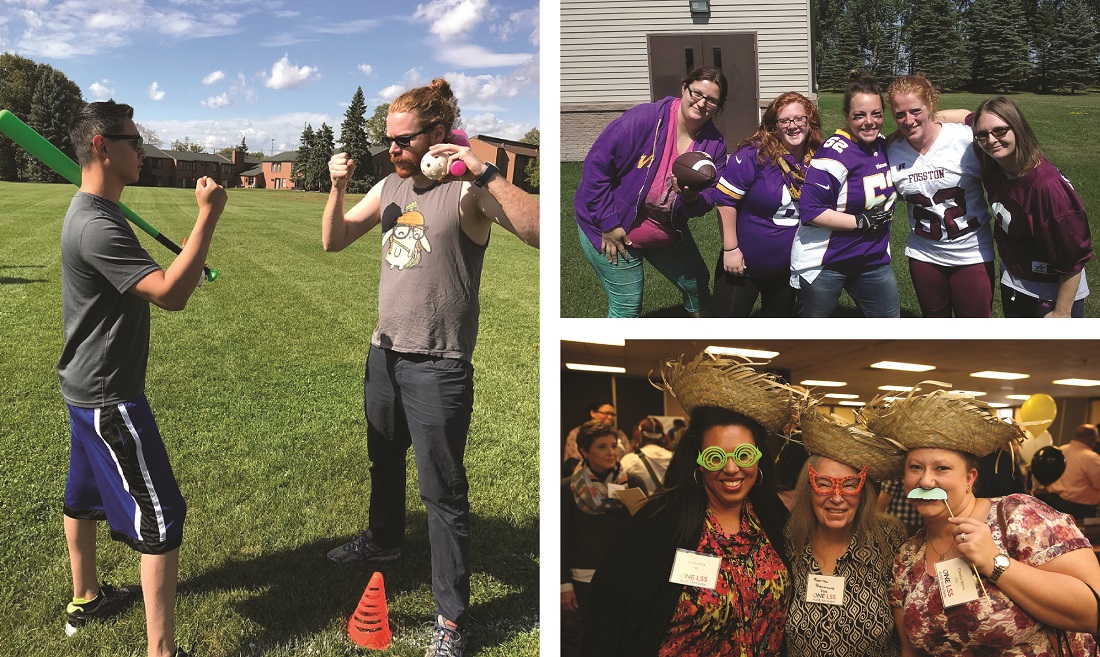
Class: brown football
672,151,717,191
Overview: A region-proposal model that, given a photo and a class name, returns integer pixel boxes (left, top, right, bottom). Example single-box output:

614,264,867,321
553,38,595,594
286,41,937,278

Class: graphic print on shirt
382,201,432,270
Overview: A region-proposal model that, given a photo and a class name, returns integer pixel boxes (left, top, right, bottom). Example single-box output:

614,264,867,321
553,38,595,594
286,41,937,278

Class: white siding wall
561,0,813,104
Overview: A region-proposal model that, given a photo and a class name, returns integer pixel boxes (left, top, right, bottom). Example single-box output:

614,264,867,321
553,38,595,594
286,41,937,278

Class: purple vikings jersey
984,157,1092,299
715,144,801,277
888,123,993,267
793,130,897,285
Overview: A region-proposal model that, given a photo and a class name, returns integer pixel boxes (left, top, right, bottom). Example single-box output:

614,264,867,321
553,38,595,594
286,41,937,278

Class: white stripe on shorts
119,403,168,543
94,407,141,539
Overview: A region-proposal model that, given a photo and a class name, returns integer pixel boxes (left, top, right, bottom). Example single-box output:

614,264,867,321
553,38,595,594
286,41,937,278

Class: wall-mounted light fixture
689,0,710,15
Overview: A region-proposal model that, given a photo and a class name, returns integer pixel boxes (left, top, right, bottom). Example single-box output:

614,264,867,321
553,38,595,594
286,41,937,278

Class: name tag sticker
936,557,981,607
807,574,845,606
669,548,721,590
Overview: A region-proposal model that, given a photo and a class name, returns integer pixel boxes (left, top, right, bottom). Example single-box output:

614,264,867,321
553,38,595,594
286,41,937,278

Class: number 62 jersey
795,130,897,286
887,122,993,267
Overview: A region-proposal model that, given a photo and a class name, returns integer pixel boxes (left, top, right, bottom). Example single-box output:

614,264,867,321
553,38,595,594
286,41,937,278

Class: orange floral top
658,502,790,656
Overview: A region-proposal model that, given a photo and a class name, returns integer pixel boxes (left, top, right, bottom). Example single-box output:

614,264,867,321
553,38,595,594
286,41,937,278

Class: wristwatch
988,552,1011,583
473,162,499,188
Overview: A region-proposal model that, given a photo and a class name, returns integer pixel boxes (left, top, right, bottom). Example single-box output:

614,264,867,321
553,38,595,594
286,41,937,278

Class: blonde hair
887,73,940,117
390,78,459,133
785,455,902,564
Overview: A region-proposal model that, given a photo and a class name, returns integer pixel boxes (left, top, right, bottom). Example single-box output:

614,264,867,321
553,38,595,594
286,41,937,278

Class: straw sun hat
653,353,799,435
861,389,1025,458
799,400,907,481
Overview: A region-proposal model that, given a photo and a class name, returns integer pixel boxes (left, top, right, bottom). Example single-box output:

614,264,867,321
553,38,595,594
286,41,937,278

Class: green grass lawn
561,91,1100,317
0,183,538,656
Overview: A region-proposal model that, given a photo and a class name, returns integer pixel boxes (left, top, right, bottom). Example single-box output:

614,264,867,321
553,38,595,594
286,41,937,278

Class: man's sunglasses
382,126,432,149
101,134,145,151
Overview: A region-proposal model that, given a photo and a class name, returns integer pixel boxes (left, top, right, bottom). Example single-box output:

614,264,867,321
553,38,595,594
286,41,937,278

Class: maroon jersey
983,158,1092,283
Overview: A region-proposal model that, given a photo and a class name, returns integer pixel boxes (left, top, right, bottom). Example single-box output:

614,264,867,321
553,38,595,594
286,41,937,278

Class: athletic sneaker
426,615,466,657
64,583,142,636
326,531,401,564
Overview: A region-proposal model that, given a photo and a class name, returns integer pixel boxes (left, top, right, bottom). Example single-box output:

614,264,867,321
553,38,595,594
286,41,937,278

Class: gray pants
364,344,473,625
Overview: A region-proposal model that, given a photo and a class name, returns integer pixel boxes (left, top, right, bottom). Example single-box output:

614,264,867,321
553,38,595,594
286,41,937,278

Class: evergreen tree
863,0,907,79
1031,0,1058,93
294,124,315,190
906,0,970,89
0,54,51,181
1050,0,1099,92
966,0,1031,92
366,103,390,146
312,123,335,193
25,65,83,183
818,7,865,90
237,136,249,154
339,86,374,193
521,127,539,189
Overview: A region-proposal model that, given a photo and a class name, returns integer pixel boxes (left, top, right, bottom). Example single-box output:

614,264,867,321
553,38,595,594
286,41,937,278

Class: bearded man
320,78,539,657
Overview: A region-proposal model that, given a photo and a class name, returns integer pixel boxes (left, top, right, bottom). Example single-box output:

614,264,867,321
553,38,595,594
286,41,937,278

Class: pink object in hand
450,160,467,176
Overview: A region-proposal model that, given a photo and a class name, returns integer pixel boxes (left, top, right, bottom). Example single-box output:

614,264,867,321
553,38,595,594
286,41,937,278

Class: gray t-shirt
372,175,486,361
58,192,161,407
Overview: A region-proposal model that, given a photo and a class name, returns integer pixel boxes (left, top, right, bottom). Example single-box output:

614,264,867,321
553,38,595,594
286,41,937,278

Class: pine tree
312,123,335,193
236,136,249,155
25,64,83,183
906,0,970,89
0,54,52,181
1050,0,1099,92
340,86,373,193
966,0,1031,92
1031,0,1058,93
521,127,539,189
818,7,865,90
294,124,314,190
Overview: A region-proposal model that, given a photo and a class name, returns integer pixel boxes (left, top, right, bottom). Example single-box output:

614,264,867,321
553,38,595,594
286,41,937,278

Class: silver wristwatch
989,552,1010,583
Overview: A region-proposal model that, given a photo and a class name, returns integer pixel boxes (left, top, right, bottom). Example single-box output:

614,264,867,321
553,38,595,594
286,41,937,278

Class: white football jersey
888,122,993,267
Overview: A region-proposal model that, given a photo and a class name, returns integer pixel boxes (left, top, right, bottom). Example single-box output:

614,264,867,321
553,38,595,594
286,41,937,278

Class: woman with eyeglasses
574,66,729,317
783,412,907,656
972,97,1092,317
711,92,823,317
794,70,900,317
581,404,791,656
886,74,995,317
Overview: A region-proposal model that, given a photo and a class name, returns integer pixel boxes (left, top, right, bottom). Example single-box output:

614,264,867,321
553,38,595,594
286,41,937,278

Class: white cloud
148,81,166,101
439,45,533,68
494,8,539,46
202,93,230,109
146,111,337,153
357,64,374,77
263,54,319,90
276,10,300,18
260,32,312,47
378,84,405,102
462,112,531,141
203,70,226,85
445,71,524,110
311,18,379,34
413,0,489,41
87,11,129,30
88,80,113,101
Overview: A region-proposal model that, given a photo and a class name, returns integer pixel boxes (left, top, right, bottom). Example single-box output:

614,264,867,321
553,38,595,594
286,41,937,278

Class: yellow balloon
1020,394,1057,437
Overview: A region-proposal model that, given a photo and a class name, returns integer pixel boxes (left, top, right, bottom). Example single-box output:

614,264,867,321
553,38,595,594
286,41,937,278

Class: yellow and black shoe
64,583,142,636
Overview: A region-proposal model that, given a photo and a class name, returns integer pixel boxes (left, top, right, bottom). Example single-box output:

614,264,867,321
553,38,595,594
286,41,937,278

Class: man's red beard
391,148,426,178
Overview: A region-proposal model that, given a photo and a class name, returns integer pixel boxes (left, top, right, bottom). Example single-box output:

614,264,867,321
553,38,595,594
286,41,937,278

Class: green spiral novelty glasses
697,444,763,471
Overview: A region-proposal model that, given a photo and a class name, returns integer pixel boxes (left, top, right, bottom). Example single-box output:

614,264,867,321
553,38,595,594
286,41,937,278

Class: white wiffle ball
421,153,449,180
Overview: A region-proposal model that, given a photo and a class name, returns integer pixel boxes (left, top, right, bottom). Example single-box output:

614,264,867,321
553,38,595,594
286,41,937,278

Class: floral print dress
891,494,1096,656
658,502,790,656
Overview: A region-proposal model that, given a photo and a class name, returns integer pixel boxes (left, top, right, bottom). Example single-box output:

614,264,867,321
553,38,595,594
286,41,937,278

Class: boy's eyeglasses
697,444,762,471
382,127,431,149
102,134,144,151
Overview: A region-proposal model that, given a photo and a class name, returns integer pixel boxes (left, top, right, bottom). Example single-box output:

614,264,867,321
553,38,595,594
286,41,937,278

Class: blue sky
0,0,540,153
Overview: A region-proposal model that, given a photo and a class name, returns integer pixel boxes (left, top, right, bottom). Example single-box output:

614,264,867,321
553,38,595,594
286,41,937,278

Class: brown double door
648,32,760,146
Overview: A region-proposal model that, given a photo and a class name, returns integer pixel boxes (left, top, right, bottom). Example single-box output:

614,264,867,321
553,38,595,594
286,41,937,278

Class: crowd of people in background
560,357,1100,656
573,67,1093,318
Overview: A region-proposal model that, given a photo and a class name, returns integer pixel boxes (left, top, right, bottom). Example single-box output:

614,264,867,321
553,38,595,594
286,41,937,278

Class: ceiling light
801,379,846,387
988,402,1009,408
705,346,779,359
564,363,626,373
1006,394,1031,401
824,393,860,399
870,361,936,372
1054,378,1100,387
878,385,914,392
971,371,1029,380
839,400,865,406
953,390,986,397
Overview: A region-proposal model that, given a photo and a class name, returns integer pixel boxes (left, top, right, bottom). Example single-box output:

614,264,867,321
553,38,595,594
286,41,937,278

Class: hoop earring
694,470,704,486
757,468,764,483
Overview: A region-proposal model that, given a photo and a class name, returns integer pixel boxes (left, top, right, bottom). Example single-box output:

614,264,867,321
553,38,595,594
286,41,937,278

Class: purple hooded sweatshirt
574,96,728,249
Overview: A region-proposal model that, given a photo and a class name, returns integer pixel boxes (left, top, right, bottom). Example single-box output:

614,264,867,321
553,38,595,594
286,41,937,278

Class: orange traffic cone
348,571,392,649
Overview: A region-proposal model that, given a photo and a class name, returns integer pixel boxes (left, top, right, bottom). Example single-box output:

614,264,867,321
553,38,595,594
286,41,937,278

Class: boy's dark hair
70,101,134,168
